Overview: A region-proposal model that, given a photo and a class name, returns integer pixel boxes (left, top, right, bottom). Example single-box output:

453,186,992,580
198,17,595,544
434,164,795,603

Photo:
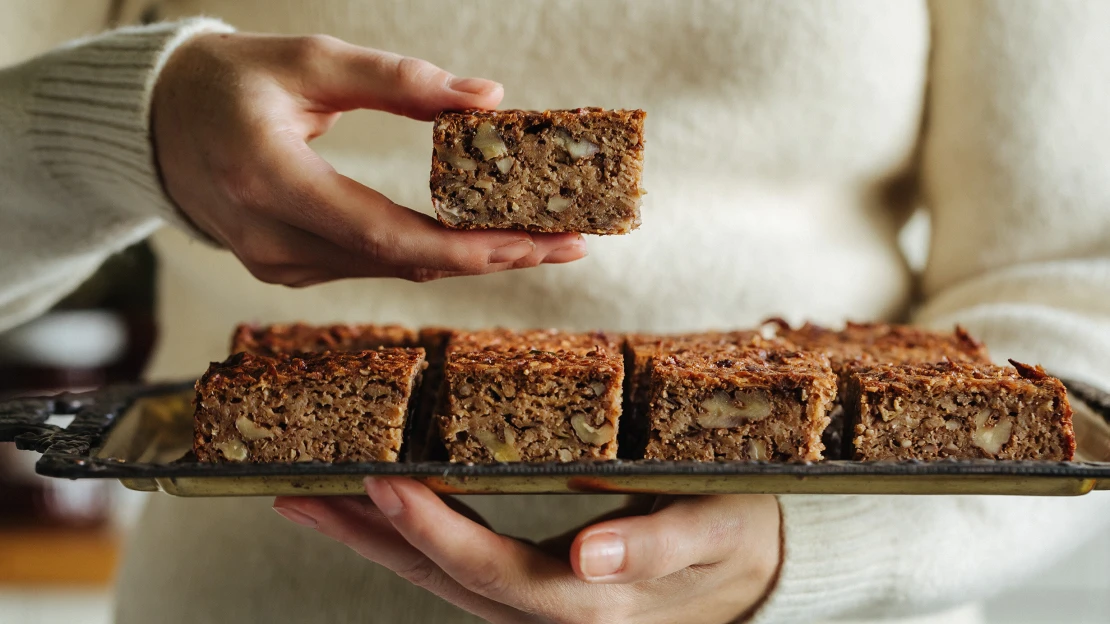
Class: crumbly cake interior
193,350,423,463
777,321,994,458
439,350,623,462
643,348,837,462
846,362,1075,461
431,109,646,234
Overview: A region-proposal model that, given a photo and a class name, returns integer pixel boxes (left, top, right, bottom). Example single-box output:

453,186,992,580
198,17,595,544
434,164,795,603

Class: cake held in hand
193,349,426,463
643,346,838,462
843,360,1075,461
430,108,646,234
437,329,624,463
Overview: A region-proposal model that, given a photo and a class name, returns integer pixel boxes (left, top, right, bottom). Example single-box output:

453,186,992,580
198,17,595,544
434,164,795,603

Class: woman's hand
152,33,585,287
273,479,782,624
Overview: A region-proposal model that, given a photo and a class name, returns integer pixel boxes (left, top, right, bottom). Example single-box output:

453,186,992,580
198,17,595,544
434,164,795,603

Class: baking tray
2,379,1110,497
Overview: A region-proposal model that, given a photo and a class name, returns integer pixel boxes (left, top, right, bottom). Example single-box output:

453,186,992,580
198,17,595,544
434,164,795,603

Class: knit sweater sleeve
751,2,1110,622
0,17,233,332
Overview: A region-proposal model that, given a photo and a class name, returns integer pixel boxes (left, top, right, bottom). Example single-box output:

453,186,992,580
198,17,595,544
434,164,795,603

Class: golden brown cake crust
778,321,991,368
230,323,417,356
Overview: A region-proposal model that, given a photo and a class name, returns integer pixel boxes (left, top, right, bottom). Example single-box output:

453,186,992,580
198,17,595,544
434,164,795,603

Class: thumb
570,495,781,584
290,35,503,120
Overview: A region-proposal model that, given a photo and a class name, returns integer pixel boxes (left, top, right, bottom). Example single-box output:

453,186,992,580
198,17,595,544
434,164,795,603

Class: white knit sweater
2,1,1109,623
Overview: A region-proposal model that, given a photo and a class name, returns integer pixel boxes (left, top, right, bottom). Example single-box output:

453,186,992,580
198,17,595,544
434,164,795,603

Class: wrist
734,496,785,623
151,31,236,245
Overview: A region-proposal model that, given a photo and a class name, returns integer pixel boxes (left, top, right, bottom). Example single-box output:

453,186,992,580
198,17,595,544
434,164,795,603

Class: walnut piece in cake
193,349,425,463
431,109,646,234
621,331,763,457
844,360,1075,461
643,346,837,462
437,330,624,462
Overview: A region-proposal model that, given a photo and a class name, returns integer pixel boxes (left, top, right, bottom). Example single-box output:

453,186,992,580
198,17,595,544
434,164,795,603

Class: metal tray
3,380,1110,497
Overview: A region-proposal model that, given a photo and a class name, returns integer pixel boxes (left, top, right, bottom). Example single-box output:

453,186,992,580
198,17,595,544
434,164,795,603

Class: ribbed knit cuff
747,496,902,624
27,17,234,242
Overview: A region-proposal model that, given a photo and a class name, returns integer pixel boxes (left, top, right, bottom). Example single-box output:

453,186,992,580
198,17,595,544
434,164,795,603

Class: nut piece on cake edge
843,359,1076,461
436,329,624,463
430,108,646,235
643,346,838,462
193,349,426,463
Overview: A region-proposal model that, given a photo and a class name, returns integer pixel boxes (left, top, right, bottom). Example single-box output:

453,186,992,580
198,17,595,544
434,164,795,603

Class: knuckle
392,55,445,87
510,253,543,270
218,165,269,211
352,229,390,262
644,532,681,578
395,559,439,589
444,244,489,273
235,237,291,270
291,34,342,62
244,263,288,285
462,564,508,597
400,268,441,283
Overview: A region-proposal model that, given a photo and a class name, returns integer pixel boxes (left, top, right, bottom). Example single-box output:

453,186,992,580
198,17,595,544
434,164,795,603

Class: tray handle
0,393,95,452
0,384,152,456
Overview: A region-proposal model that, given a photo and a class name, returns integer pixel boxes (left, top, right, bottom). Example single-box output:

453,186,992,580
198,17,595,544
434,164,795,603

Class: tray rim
3,379,1110,489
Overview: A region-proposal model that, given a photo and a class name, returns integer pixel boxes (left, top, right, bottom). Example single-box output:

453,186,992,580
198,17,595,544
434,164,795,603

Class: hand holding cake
151,33,587,286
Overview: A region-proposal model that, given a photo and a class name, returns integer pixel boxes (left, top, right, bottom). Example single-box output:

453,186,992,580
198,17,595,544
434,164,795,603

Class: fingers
570,496,771,584
254,146,587,275
232,212,586,286
288,35,503,120
271,496,521,622
364,477,565,605
536,496,658,558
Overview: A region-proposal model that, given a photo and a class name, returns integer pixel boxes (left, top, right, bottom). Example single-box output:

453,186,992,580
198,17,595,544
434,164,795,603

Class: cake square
643,347,837,462
844,360,1076,461
775,321,992,457
193,349,425,463
430,108,646,234
230,322,417,356
621,331,763,457
437,330,624,462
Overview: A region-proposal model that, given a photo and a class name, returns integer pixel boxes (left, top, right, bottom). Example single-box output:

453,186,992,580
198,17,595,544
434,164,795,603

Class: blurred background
0,243,156,624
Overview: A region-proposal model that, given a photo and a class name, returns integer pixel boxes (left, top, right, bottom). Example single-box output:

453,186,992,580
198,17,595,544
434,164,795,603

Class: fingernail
364,477,404,517
579,533,626,580
489,240,535,264
273,505,318,528
542,244,588,264
449,76,502,95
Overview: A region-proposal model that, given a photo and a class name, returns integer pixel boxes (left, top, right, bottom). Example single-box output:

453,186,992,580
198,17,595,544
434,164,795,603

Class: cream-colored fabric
1,1,1109,623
